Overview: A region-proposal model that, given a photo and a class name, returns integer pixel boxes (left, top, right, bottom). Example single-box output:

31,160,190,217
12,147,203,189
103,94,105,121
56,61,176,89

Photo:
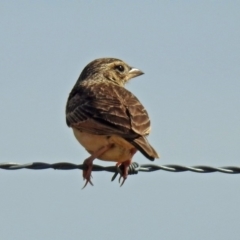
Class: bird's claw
118,175,127,187
82,176,94,189
82,164,93,189
114,163,128,187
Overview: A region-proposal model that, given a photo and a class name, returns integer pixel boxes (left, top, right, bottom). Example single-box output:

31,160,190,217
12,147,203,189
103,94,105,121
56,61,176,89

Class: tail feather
130,136,159,161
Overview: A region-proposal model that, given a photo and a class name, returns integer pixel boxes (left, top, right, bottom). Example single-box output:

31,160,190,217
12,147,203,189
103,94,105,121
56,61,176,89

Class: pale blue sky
1,1,240,240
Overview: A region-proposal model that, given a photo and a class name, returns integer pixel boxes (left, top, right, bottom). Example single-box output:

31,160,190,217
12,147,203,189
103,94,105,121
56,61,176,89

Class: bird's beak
128,68,144,79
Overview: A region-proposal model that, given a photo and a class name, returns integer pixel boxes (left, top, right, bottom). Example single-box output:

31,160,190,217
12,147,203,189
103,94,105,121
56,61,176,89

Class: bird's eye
115,65,124,72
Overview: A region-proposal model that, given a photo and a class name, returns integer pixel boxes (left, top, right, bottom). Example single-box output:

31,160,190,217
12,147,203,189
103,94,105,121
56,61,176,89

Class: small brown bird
66,58,159,187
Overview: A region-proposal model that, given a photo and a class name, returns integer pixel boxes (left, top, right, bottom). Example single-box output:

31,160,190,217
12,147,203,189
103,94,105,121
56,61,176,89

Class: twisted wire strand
1,162,240,175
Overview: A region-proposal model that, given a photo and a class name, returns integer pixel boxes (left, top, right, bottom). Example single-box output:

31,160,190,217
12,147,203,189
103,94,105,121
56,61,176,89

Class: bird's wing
66,81,151,137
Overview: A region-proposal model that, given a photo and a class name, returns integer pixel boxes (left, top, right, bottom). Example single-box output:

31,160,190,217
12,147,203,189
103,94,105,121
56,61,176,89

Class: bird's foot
116,160,131,187
82,144,114,189
82,157,94,189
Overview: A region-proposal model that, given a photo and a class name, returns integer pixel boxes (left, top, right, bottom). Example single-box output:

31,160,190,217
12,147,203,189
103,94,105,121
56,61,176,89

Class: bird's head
78,58,144,86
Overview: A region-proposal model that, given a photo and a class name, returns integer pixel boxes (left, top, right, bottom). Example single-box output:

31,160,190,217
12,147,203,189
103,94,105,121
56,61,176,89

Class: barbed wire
1,162,240,182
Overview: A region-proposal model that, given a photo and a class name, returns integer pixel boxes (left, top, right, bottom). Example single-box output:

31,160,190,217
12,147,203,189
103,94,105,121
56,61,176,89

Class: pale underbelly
73,128,135,162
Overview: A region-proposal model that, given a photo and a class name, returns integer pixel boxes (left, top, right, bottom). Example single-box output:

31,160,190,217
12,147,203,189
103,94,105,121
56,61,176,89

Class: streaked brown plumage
66,58,159,187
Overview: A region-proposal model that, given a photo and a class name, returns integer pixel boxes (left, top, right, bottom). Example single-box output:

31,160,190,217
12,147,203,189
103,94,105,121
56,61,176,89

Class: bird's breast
72,128,135,162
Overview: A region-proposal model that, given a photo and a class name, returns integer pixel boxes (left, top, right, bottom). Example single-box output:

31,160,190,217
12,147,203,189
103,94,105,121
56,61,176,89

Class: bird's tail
130,136,159,161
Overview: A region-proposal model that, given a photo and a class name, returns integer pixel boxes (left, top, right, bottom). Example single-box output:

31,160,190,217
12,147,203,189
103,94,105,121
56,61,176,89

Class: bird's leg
117,148,137,186
82,143,113,189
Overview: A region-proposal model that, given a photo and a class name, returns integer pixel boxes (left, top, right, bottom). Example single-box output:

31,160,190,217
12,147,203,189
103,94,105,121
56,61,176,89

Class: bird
66,58,159,188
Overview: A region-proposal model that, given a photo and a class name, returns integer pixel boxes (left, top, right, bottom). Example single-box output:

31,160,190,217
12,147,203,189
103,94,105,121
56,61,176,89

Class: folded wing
66,81,158,160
